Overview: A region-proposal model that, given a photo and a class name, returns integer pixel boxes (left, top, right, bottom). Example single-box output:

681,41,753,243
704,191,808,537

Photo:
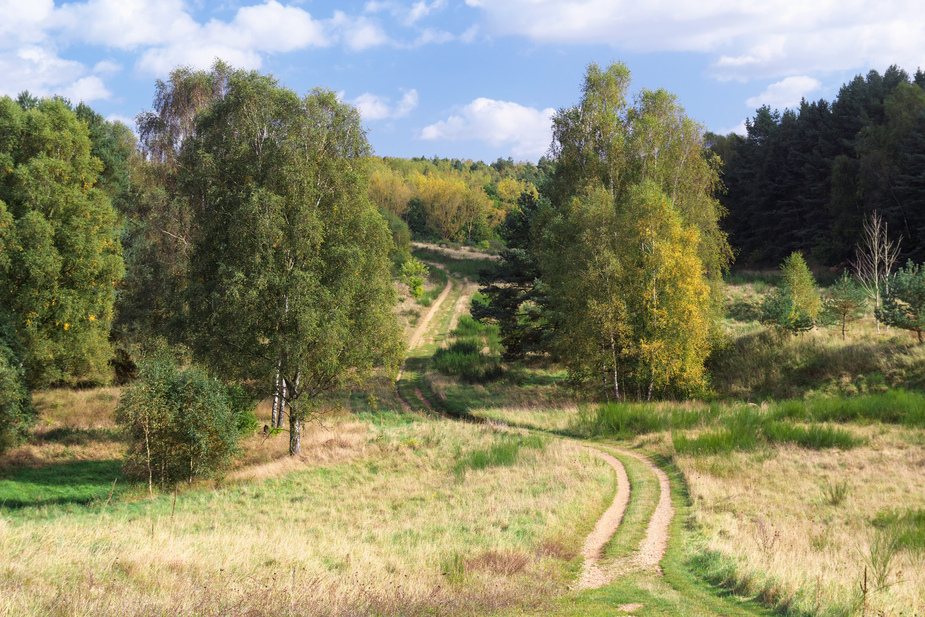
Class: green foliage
0,96,124,387
0,317,35,453
115,353,242,488
400,256,429,301
761,253,821,335
824,271,868,339
379,208,412,265
180,66,402,455
538,63,728,402
877,260,925,342
473,190,549,361
716,66,925,267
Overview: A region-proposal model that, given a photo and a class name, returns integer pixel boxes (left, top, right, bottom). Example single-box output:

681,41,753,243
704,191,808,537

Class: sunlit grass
676,425,925,615
0,403,612,616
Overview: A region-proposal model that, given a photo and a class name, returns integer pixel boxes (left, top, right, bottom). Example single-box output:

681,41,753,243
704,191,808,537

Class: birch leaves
541,63,726,400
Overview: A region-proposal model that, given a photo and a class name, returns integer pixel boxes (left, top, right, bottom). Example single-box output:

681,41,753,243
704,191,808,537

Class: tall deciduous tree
182,69,402,455
0,97,123,387
118,62,233,348
539,62,726,400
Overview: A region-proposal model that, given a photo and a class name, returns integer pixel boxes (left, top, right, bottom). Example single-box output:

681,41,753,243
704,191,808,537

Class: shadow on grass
0,459,124,509
35,426,123,446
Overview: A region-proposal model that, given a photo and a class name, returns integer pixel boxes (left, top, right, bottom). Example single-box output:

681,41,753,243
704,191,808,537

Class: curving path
577,447,675,590
576,448,631,590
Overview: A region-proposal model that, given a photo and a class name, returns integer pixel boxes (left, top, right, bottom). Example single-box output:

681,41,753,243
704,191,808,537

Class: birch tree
852,210,901,331
539,62,726,400
183,69,402,455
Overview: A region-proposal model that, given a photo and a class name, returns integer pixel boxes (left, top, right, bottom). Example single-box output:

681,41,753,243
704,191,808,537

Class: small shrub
116,353,242,489
432,338,503,383
400,257,429,301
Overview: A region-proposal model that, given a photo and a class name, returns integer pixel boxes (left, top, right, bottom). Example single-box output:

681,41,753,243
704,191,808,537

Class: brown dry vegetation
1,388,123,472
0,394,613,617
674,425,925,615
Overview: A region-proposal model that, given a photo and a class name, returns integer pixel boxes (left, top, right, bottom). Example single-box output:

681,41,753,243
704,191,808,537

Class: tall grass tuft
453,434,545,481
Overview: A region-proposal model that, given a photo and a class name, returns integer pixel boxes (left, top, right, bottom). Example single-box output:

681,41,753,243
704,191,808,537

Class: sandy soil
394,270,453,410
577,448,674,591
576,448,631,590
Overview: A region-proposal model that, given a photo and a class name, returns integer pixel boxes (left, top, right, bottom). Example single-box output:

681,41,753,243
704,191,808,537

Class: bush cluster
432,316,503,383
115,353,254,488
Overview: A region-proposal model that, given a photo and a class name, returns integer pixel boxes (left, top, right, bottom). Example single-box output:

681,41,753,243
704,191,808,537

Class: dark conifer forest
709,65,925,266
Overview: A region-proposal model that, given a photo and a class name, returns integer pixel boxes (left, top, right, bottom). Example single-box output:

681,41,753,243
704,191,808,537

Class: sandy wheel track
577,447,674,591
576,448,631,590
394,268,453,410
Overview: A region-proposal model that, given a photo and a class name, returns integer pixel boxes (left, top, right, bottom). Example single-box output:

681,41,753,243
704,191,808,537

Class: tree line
710,65,925,266
0,62,402,469
8,58,925,477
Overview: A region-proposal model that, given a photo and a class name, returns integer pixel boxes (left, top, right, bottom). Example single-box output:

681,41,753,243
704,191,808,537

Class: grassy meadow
3,260,925,616
0,393,613,616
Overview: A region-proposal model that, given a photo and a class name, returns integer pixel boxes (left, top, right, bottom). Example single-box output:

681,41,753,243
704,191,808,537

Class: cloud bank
466,0,925,81
420,98,555,158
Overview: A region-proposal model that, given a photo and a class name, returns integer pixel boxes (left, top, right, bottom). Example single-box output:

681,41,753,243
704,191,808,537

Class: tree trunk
289,406,301,455
610,335,620,403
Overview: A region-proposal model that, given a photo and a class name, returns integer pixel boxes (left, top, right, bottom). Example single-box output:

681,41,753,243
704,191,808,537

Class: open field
0,403,614,616
2,258,925,616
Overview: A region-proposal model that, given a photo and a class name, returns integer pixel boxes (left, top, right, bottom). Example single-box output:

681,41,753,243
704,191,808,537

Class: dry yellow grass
0,413,613,616
0,388,123,471
676,425,925,615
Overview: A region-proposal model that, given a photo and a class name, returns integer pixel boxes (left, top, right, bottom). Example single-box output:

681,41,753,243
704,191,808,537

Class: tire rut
577,447,674,591
394,267,452,410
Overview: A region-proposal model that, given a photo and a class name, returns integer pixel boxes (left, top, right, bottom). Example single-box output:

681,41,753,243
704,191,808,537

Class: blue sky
3,0,924,162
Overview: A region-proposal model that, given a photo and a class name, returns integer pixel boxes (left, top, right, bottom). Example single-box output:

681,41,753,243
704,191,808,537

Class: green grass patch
672,407,861,455
412,247,495,279
871,508,925,554
453,434,546,481
0,459,124,509
431,316,504,383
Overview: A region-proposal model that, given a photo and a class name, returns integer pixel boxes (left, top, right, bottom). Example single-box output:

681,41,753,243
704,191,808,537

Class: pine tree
877,260,925,343
762,252,822,335
824,272,868,340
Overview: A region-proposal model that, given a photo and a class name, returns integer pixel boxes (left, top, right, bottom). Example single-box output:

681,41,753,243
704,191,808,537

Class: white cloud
92,60,122,76
352,89,419,121
420,98,555,158
719,119,748,136
0,0,54,44
0,46,85,98
364,0,447,26
467,0,925,81
62,76,111,103
745,76,822,110
53,0,199,49
106,114,137,130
